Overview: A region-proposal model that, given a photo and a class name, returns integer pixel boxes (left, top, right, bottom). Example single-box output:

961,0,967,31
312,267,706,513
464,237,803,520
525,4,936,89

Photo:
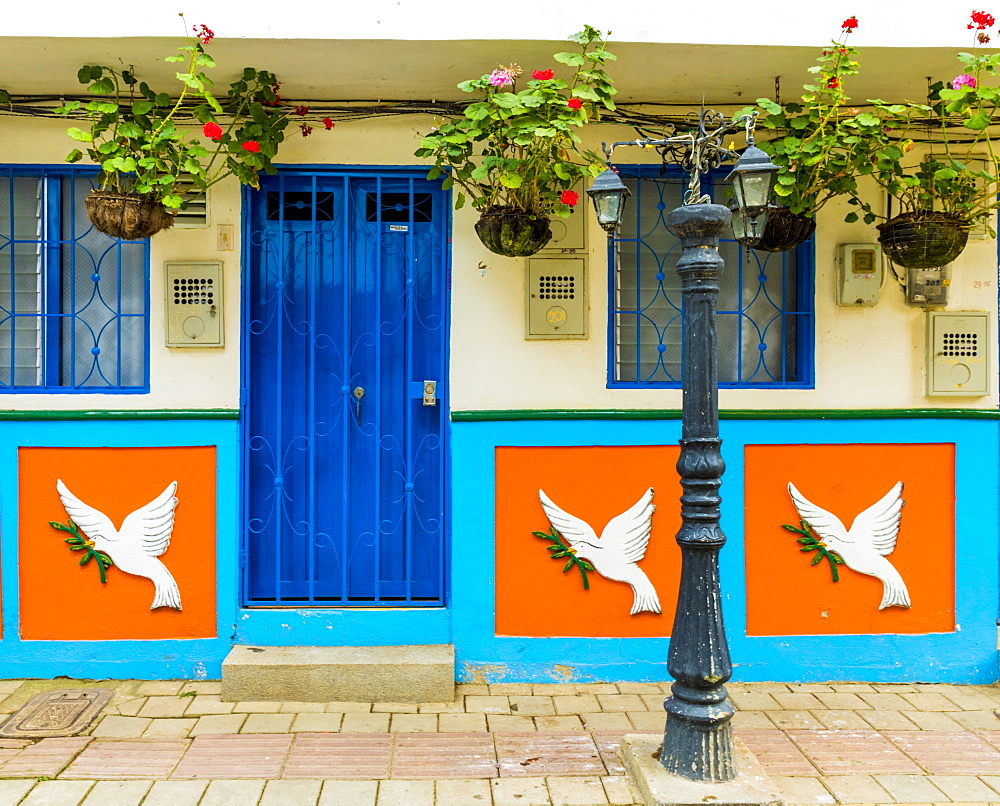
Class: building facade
0,2,997,684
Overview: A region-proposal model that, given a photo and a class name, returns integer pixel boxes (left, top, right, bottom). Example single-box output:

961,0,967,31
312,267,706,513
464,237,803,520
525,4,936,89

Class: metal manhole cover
0,689,113,738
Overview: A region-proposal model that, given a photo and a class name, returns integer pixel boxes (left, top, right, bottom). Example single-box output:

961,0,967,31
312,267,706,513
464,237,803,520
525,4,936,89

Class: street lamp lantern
585,167,631,234
730,202,770,245
726,140,778,226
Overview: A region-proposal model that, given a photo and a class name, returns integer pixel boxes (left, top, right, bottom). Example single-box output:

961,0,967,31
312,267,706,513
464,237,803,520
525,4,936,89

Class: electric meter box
926,310,990,396
836,243,882,306
526,258,587,339
165,261,225,347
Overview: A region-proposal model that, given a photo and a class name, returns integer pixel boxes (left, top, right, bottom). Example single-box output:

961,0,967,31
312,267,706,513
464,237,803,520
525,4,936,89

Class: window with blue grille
0,168,149,392
609,166,814,388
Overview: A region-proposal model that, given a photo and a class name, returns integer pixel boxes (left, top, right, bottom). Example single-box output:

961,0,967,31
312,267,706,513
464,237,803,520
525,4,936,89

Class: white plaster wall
448,125,1000,412
4,112,997,412
2,0,977,48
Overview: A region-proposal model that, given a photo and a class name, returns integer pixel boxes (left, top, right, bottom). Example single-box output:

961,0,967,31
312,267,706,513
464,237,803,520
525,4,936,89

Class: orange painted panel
744,443,955,636
19,446,217,640
495,445,683,637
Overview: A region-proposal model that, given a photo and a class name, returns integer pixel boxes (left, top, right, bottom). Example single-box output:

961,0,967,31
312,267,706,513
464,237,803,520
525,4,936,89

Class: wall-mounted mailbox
926,310,989,396
526,258,587,339
165,262,224,347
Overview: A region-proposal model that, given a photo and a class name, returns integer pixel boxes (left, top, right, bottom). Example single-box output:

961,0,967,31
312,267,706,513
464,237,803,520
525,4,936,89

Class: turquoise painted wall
0,419,239,680
0,415,996,685
449,417,1000,685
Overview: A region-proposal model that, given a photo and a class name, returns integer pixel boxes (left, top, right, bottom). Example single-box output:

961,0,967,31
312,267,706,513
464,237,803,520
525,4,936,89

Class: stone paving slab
885,730,1000,774
283,733,393,779
0,736,92,778
495,732,605,778
391,732,498,779
60,739,189,780
740,729,821,775
171,733,292,779
788,729,923,775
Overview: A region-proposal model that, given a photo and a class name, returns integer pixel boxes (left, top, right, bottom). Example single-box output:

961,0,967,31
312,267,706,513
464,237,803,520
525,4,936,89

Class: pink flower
488,69,514,87
323,117,335,130
953,73,978,89
193,24,214,44
532,69,554,80
242,141,260,153
841,16,858,30
202,121,223,141
566,98,582,110
560,190,579,206
969,10,995,29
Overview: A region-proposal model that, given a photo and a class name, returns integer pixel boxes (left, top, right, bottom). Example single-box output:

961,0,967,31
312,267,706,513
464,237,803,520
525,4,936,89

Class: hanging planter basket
84,190,176,241
751,207,816,253
474,206,552,257
876,211,969,269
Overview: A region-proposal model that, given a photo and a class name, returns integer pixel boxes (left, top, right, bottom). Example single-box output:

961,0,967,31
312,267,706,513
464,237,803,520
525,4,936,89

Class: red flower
202,121,223,141
263,83,282,107
299,123,313,137
323,117,335,130
841,15,858,30
567,98,583,110
827,78,840,89
969,10,995,29
560,190,579,207
294,105,310,116
193,24,214,44
242,141,261,153
532,69,555,80
980,31,993,42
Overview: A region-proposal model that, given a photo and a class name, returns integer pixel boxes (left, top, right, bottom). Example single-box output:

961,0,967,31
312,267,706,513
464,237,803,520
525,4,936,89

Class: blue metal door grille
242,170,448,605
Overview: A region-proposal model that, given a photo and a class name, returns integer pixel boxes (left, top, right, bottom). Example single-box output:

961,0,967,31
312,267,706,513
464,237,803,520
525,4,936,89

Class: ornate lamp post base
620,735,783,806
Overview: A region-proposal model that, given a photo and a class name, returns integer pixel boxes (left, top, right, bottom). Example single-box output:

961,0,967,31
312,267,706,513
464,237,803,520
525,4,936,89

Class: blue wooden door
242,170,448,605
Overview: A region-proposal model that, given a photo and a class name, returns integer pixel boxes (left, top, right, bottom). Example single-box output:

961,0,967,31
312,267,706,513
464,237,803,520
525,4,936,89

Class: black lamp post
587,112,778,783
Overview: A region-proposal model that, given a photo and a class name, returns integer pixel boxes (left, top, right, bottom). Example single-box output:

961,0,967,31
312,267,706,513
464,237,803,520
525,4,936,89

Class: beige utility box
165,261,225,347
925,311,989,396
525,258,587,339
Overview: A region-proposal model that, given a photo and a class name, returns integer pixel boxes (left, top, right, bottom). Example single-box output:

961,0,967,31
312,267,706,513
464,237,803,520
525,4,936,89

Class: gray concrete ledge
221,644,455,703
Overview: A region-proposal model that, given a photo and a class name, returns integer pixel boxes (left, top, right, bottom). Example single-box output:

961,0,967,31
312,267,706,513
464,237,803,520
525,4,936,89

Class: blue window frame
608,165,814,388
0,167,149,393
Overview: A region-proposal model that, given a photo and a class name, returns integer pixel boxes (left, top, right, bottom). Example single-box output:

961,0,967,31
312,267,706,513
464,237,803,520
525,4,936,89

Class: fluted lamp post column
587,120,777,787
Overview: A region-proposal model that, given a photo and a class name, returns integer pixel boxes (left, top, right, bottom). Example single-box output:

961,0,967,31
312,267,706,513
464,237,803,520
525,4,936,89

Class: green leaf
810,553,823,566
131,100,154,115
67,127,93,143
118,122,143,138
553,52,585,66
966,109,992,130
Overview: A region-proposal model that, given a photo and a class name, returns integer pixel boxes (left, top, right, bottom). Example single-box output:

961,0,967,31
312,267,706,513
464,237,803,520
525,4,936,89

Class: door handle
422,380,437,406
353,386,365,425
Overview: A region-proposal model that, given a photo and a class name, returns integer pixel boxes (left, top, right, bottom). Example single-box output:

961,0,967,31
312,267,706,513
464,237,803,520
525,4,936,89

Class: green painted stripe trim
0,409,239,421
451,408,1000,422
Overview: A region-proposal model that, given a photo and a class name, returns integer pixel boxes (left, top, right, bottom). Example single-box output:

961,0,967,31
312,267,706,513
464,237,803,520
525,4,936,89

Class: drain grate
0,689,113,738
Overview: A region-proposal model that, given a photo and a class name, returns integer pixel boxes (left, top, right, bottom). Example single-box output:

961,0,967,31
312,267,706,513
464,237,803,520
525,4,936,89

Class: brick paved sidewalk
0,679,995,804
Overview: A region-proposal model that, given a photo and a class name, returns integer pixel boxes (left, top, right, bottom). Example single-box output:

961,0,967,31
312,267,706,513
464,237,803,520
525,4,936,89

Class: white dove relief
539,487,661,615
787,481,910,610
56,479,182,610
